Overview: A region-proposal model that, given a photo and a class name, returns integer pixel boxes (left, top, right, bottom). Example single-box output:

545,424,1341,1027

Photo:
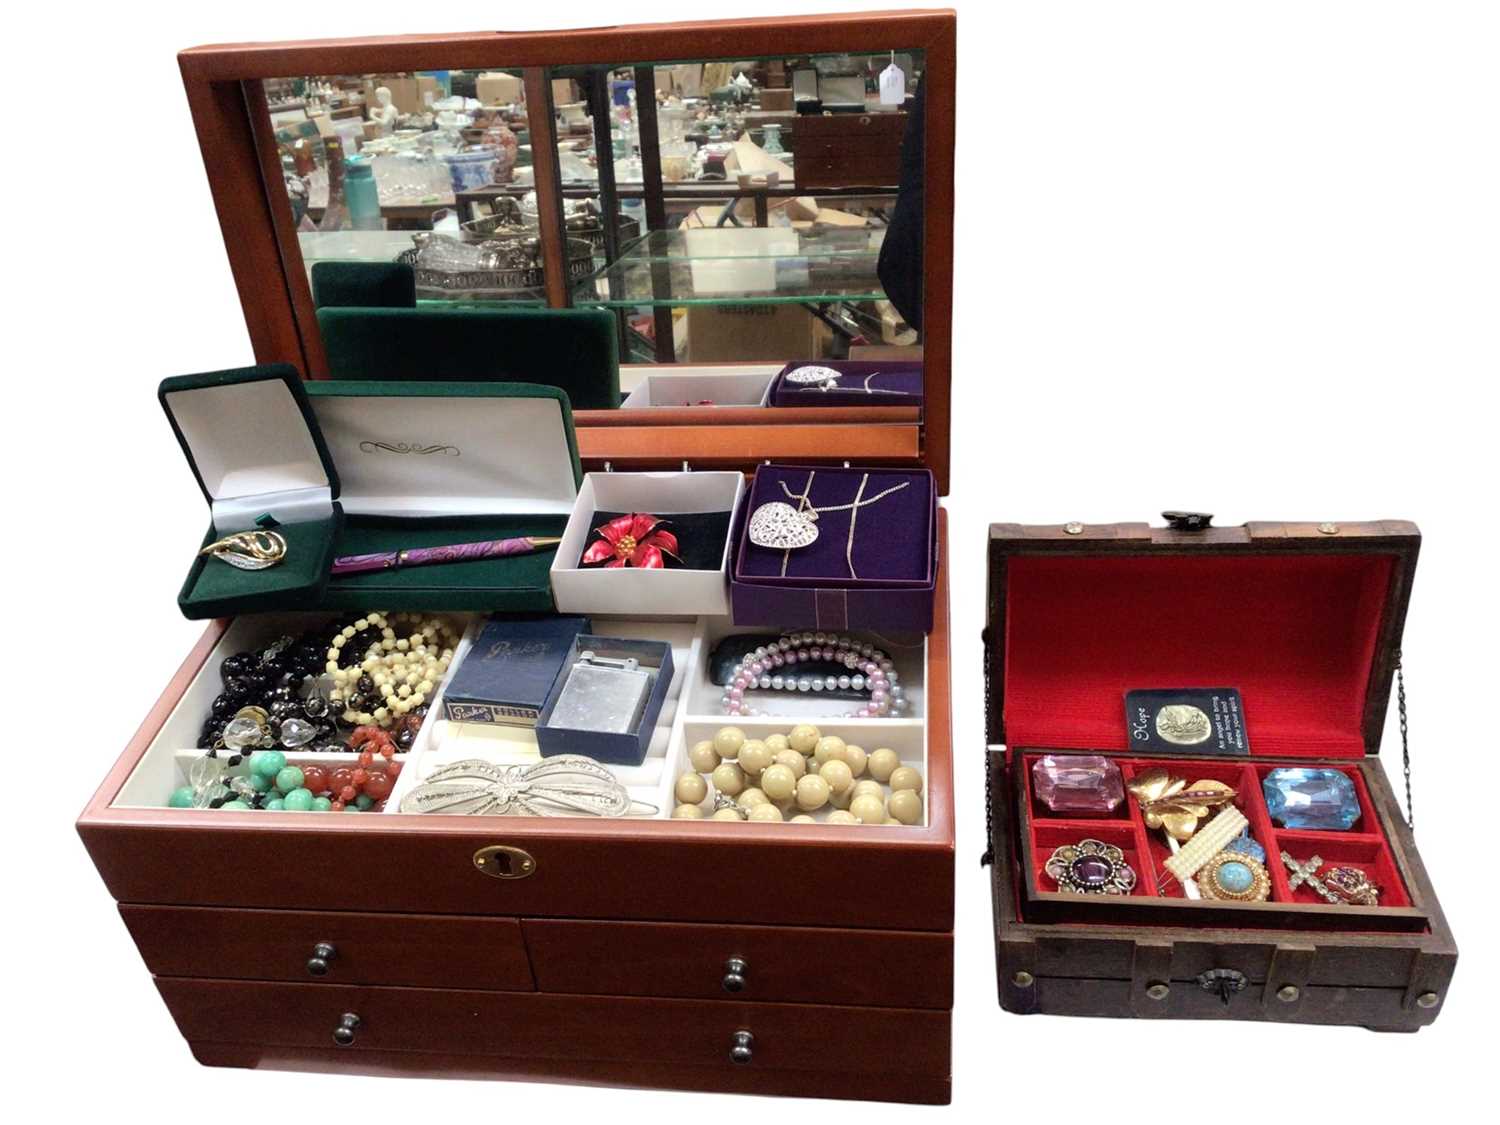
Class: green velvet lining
315,307,620,410
322,514,568,612
311,261,416,309
179,512,341,620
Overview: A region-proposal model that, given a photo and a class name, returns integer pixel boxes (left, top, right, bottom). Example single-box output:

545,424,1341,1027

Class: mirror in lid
191,12,954,482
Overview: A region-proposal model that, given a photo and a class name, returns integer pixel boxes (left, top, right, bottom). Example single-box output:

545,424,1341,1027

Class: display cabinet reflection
560,50,926,363
259,47,929,389
263,70,547,304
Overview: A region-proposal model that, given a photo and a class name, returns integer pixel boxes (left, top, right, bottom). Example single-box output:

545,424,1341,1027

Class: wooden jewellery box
984,516,1457,1031
78,11,960,1104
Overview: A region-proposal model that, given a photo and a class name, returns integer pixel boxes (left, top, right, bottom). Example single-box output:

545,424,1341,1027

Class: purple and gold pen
331,535,563,577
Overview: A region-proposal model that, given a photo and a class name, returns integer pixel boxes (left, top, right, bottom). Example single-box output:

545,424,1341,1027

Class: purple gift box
768,360,925,410
730,464,937,633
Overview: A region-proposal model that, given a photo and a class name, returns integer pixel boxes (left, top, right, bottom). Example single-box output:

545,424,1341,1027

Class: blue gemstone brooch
1196,850,1271,902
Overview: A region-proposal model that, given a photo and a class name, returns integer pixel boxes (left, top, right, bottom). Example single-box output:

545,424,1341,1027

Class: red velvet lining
1021,754,1410,908
1004,553,1396,758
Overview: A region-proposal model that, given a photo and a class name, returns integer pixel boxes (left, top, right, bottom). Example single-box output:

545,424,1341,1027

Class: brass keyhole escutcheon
473,845,537,879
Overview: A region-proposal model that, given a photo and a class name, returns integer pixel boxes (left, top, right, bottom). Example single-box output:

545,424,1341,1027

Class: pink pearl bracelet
722,632,906,718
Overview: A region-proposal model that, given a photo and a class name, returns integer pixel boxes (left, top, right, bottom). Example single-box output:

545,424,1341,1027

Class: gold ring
1323,866,1380,906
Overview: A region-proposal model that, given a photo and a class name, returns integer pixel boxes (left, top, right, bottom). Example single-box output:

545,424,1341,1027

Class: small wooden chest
984,516,1457,1030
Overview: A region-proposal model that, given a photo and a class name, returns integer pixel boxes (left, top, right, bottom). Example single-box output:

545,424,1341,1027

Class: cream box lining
114,614,929,828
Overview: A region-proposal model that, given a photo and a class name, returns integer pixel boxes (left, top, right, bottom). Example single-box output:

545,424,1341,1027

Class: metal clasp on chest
1197,967,1249,1006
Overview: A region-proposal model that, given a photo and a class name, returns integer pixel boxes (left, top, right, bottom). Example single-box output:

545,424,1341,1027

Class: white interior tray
114,613,928,829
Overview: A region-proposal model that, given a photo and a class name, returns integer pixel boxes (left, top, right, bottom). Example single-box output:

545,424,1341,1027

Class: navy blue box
535,636,673,766
443,615,592,726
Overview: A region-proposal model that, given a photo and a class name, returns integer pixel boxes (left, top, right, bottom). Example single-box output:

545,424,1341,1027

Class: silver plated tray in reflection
461,210,641,256
397,231,594,298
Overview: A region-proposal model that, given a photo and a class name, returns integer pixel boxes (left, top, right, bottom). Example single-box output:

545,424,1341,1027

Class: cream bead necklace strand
671,724,925,826
326,611,461,728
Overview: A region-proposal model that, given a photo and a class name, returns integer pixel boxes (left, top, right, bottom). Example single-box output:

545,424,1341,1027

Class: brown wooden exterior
82,16,958,1098
79,517,954,1101
175,10,957,492
183,1041,952,1104
988,752,1456,1030
156,980,952,1077
983,518,1457,1030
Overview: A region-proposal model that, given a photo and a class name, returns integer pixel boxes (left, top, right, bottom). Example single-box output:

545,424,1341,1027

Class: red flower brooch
581,513,680,569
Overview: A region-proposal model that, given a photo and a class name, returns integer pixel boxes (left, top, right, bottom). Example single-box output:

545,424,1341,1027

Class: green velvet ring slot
179,510,343,620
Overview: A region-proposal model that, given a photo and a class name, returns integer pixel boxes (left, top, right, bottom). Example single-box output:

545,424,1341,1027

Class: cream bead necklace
326,612,461,728
672,724,924,826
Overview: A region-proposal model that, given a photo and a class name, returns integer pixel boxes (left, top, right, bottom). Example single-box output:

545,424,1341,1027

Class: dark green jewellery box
162,366,582,617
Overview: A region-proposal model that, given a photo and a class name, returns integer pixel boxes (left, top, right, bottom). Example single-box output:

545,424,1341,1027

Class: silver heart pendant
748,501,819,550
783,364,841,387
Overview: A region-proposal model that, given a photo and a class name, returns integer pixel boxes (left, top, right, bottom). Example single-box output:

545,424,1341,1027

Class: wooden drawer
524,919,952,1009
791,112,906,188
156,979,951,1078
185,1041,951,1104
122,905,533,991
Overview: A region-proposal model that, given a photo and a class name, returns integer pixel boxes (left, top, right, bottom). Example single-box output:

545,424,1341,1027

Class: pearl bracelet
722,631,907,718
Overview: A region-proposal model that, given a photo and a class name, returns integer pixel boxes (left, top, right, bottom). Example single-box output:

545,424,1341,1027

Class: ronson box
534,635,674,766
443,615,592,726
984,515,1457,1031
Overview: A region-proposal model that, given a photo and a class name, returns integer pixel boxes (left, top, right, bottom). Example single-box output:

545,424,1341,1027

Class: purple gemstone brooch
1044,838,1138,895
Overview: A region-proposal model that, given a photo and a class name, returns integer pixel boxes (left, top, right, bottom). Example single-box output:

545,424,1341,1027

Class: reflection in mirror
256,45,929,416
556,51,926,371
263,70,548,304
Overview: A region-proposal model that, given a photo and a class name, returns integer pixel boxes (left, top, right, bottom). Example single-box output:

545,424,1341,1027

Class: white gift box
619,367,776,408
550,471,746,617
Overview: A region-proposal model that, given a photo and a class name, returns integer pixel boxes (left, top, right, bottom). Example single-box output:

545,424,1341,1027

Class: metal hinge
981,626,994,867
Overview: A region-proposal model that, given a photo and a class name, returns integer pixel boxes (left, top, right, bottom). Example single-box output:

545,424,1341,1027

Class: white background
5,1,1497,1120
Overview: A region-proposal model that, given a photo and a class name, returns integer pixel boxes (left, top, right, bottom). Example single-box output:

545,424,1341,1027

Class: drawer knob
306,942,337,976
729,1029,754,1065
332,1012,361,1047
722,957,749,993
